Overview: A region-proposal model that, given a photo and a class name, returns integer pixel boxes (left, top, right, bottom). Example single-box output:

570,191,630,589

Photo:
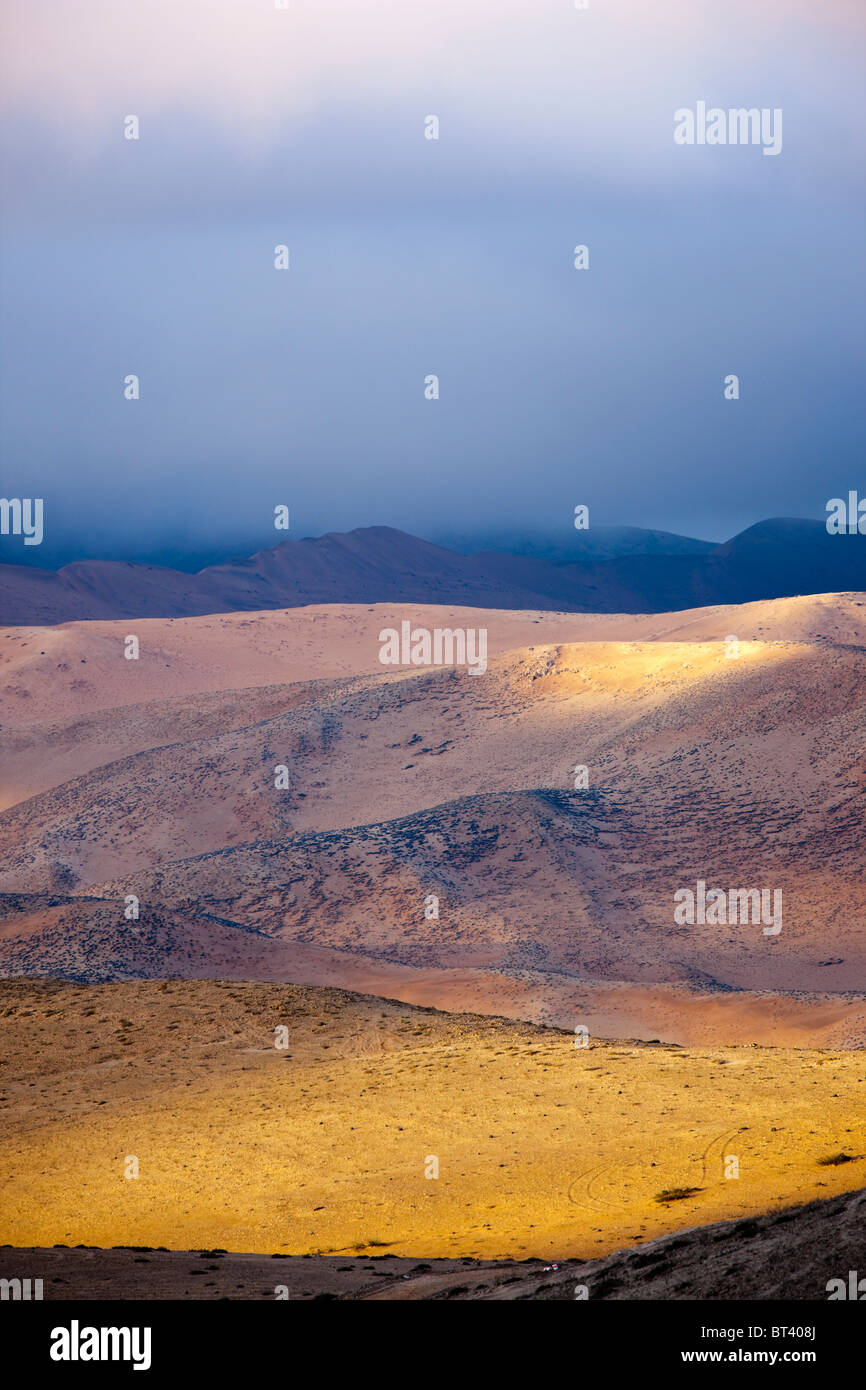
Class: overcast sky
1,0,864,567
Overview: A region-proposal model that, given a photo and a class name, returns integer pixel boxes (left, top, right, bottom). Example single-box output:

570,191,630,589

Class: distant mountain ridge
1,518,864,624
441,524,716,564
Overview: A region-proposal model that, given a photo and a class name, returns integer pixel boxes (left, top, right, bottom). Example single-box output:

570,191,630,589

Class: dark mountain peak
711,517,830,558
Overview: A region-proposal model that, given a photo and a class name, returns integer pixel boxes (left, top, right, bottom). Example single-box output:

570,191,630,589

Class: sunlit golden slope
1,979,864,1260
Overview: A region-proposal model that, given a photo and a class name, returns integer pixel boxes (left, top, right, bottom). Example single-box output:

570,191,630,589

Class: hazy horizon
1,0,864,574
0,508,833,574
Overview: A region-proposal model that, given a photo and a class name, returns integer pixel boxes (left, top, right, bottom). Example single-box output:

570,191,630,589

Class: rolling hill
2,593,865,1046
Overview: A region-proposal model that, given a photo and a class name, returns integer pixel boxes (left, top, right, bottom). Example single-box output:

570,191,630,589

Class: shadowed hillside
3,520,866,624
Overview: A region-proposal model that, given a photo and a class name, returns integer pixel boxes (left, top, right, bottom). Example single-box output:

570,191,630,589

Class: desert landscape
3,0,864,1335
1,541,865,1298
